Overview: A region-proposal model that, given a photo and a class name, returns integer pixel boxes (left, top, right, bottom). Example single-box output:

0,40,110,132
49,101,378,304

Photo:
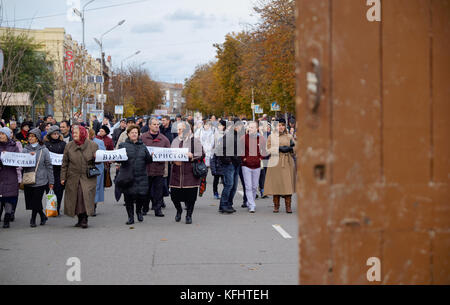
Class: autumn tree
106,64,163,117
183,0,295,117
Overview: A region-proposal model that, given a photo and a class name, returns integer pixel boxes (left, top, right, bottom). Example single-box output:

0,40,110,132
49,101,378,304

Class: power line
4,0,152,23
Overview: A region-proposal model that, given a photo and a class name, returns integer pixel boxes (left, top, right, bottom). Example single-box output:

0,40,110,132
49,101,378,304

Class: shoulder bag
191,137,208,178
23,150,43,185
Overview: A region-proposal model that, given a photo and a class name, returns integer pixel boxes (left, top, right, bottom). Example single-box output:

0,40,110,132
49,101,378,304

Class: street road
0,173,298,285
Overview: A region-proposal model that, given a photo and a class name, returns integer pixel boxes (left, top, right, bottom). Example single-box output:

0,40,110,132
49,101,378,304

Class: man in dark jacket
159,115,175,144
92,115,101,134
217,119,245,214
112,119,126,146
141,118,171,217
60,120,72,144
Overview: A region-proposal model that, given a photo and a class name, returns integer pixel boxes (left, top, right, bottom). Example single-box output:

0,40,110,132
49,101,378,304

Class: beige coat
264,133,296,196
61,140,99,217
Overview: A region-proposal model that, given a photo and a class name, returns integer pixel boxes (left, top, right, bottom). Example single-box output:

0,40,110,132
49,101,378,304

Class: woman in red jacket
240,121,267,213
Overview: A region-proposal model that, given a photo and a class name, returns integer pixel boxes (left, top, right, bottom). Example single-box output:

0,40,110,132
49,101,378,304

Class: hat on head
21,121,32,129
47,125,60,136
29,128,42,141
100,125,110,135
0,127,12,140
127,117,136,123
278,118,286,124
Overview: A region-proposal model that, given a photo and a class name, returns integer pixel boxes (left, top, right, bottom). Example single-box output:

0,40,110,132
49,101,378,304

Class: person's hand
61,180,65,186
30,152,36,156
187,152,193,159
49,184,54,190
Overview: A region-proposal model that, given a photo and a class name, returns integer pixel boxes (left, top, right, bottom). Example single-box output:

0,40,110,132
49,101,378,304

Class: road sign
98,94,107,104
115,105,124,115
254,105,264,114
87,75,104,84
87,103,96,113
90,110,104,122
271,102,281,112
154,109,168,116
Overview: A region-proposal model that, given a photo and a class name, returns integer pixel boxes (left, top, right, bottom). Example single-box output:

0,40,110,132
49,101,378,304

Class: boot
30,211,37,228
40,211,48,226
186,202,194,224
10,211,15,222
75,215,82,227
285,196,293,214
173,201,182,222
3,213,10,228
273,196,281,213
93,204,97,217
126,206,135,225
81,214,88,229
136,204,144,222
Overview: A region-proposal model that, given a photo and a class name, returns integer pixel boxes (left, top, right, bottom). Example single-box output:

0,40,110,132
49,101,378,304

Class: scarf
74,126,88,146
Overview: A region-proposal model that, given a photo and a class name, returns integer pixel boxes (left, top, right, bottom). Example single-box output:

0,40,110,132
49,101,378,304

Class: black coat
44,136,66,188
159,125,174,143
210,154,224,176
112,127,125,146
118,138,153,196
218,129,244,166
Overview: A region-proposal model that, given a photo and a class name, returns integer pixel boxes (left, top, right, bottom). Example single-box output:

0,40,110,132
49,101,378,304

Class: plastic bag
45,190,58,217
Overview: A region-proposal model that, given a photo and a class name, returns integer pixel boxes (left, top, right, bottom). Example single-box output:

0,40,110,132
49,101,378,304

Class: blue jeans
220,163,240,210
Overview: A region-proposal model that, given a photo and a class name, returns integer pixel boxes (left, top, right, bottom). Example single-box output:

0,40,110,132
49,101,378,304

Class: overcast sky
1,0,259,84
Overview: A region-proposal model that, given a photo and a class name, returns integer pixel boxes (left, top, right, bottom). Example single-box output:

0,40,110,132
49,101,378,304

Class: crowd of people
0,113,297,229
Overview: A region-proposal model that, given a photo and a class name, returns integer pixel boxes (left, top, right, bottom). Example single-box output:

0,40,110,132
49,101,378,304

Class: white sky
1,0,259,83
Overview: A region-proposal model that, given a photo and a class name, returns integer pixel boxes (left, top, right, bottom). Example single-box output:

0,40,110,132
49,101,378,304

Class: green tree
0,29,54,119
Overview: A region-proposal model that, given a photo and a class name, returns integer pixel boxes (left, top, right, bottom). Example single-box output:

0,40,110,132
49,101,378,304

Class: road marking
272,225,293,239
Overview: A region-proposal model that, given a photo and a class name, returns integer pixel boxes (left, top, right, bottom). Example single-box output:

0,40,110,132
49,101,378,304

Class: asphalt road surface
0,173,298,285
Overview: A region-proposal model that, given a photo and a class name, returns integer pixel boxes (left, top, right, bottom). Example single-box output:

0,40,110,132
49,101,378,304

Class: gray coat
22,144,54,187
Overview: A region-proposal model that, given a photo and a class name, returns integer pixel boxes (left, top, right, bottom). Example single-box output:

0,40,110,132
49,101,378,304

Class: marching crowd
0,113,297,229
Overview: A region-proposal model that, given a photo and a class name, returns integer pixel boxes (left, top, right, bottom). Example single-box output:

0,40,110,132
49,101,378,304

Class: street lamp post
94,19,126,113
73,0,95,122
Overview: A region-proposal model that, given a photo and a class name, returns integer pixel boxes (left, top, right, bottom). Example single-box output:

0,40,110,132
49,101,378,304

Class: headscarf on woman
74,126,88,146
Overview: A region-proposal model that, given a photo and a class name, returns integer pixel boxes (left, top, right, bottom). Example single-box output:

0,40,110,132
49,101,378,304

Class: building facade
156,82,185,117
0,27,101,121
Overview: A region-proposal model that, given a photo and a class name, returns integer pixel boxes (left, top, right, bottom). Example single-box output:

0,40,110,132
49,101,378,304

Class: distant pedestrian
264,119,296,213
240,122,267,213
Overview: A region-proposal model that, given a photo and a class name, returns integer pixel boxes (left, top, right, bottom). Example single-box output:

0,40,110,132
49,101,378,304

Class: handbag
23,150,43,185
115,164,134,189
87,166,101,178
191,137,208,178
104,165,112,188
83,151,100,178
